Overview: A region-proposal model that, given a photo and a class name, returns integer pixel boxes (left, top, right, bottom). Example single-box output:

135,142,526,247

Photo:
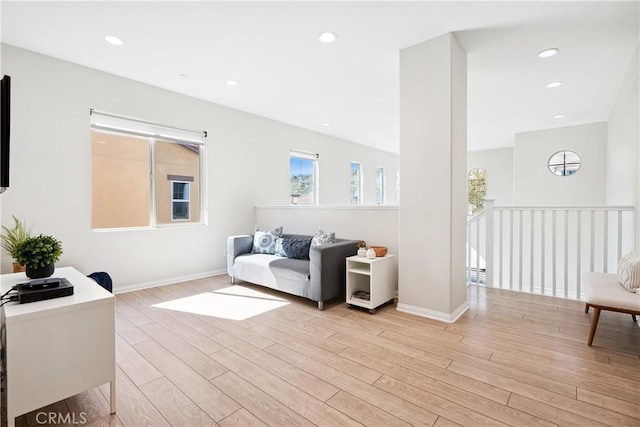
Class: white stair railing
468,204,636,300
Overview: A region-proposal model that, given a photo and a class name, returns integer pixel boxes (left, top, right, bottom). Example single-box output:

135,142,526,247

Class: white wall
0,45,398,289
606,47,639,252
315,144,399,206
513,122,608,206
467,147,514,207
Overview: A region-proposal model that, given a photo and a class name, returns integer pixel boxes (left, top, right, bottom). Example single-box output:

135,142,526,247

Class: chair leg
584,303,589,313
632,314,637,322
587,307,601,346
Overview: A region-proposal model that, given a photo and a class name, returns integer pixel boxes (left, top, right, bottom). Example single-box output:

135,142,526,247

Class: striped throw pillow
617,252,640,294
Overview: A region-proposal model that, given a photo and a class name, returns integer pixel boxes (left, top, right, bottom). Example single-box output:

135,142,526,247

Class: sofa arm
309,240,358,303
227,235,253,277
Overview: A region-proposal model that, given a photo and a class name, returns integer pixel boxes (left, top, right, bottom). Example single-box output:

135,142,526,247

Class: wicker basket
370,246,388,257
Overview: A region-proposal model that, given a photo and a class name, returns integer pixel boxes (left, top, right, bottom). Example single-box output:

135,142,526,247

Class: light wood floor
15,275,640,427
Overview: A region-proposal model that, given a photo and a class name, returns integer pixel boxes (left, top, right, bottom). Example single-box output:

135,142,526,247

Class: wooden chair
583,272,640,346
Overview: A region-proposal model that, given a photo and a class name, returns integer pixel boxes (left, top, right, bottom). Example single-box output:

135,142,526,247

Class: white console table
1,267,116,427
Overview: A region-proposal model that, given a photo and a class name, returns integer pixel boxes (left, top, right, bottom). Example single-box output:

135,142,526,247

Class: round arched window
548,150,581,176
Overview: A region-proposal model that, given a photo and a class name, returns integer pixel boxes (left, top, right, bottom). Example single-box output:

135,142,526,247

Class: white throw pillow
252,225,283,254
311,229,335,248
617,252,640,294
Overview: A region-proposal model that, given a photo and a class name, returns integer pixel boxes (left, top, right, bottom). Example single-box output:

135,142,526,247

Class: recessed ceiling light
538,48,559,58
553,114,565,119
318,32,337,43
322,123,331,127
546,81,563,88
226,80,238,86
104,35,123,46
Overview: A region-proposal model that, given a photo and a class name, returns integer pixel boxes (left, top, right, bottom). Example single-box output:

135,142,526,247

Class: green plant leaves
0,215,32,259
14,234,63,268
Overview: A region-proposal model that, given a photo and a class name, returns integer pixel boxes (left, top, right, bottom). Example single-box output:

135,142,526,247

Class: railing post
485,199,495,287
467,222,471,284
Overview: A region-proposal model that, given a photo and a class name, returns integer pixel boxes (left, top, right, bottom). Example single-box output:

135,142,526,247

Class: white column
397,33,468,322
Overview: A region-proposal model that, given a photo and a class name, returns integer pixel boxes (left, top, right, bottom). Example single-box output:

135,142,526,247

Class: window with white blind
90,110,206,229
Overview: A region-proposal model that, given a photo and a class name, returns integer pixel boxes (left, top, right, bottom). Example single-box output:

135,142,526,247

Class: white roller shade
290,149,318,160
90,110,206,145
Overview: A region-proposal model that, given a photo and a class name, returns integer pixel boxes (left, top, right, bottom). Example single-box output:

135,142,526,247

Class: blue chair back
87,271,113,293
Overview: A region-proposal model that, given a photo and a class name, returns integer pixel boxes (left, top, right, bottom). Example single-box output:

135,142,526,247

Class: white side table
346,254,396,313
1,267,116,427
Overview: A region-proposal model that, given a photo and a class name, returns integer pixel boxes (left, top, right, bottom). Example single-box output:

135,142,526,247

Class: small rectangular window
171,181,190,220
290,150,318,205
350,162,362,205
376,167,386,205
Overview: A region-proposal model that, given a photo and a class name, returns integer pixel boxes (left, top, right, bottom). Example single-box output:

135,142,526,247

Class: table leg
110,380,116,414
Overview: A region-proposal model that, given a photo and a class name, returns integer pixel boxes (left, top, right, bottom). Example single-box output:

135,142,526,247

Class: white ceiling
1,1,638,153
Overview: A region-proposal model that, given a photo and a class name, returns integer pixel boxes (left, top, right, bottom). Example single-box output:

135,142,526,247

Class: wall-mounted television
1,75,10,193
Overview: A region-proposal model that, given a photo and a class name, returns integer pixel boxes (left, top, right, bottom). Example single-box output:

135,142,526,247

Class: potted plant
14,234,63,279
0,215,32,272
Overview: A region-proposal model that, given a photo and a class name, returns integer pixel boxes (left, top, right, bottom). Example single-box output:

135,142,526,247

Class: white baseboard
396,300,469,323
114,269,227,294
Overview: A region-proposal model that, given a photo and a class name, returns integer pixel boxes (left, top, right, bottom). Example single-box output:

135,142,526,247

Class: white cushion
233,253,280,285
583,272,640,312
232,253,312,298
617,252,640,293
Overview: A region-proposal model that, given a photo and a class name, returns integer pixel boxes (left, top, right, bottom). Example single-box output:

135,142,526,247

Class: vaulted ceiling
1,1,638,153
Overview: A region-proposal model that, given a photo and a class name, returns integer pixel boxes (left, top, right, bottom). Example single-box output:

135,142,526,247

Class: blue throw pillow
275,237,312,260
